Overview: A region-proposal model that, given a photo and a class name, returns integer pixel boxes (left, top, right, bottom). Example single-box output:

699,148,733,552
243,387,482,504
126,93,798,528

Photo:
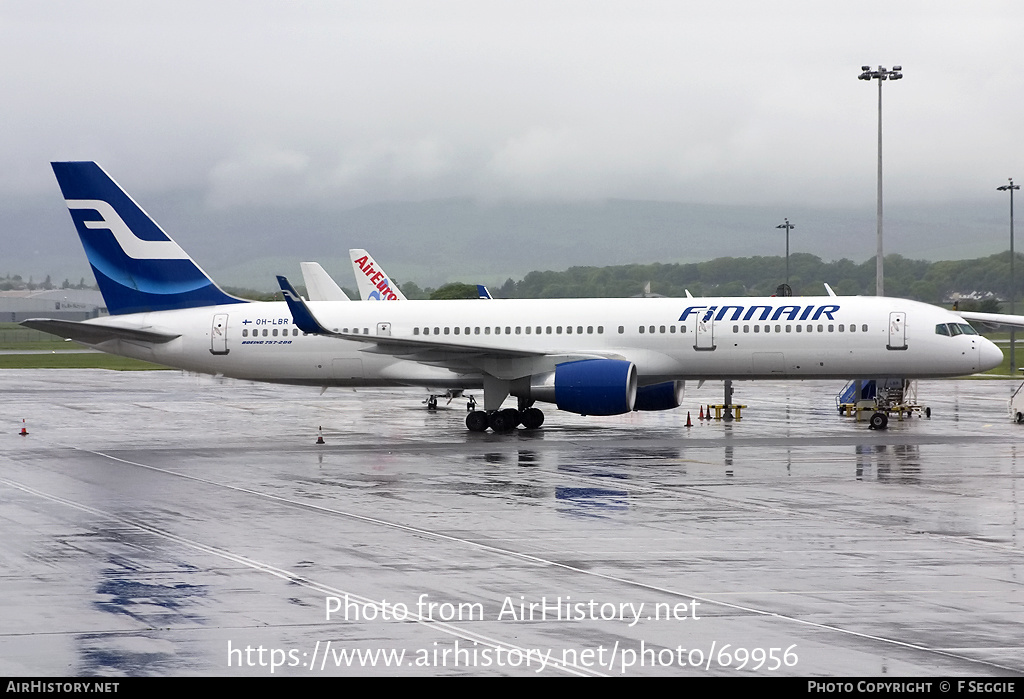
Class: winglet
277,275,330,334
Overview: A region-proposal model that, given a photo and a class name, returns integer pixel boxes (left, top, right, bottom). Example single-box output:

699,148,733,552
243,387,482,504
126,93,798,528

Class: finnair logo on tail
281,288,301,302
66,200,190,260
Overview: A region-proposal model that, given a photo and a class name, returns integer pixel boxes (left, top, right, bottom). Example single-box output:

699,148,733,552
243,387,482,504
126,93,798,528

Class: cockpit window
936,322,980,337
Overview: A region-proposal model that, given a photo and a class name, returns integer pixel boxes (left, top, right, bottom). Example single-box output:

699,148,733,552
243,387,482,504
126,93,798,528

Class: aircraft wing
276,276,622,376
21,318,181,345
956,310,1024,329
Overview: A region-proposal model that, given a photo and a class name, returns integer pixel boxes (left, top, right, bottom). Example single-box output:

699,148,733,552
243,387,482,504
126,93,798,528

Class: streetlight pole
858,65,903,296
776,218,795,290
998,178,1019,374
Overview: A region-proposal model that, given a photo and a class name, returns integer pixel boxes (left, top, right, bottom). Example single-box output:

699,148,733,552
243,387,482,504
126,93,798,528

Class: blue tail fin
51,162,246,315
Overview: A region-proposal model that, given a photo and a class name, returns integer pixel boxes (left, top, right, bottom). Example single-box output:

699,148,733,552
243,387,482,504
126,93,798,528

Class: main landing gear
466,407,545,433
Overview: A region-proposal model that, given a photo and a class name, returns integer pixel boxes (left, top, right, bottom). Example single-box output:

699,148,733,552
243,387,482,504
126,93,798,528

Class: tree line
408,252,1019,307
10,251,1019,309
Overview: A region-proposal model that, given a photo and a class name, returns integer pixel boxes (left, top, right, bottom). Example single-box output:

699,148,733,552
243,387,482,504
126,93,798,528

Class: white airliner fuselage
79,295,997,386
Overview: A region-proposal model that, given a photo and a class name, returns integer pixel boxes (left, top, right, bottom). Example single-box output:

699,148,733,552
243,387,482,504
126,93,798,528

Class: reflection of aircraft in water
27,161,1004,435
855,444,922,483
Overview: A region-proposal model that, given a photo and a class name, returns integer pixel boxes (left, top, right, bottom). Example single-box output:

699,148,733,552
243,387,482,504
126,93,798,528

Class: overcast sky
3,0,1021,216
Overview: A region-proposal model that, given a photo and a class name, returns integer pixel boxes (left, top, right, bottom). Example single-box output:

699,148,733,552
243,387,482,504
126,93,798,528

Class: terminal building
0,289,106,322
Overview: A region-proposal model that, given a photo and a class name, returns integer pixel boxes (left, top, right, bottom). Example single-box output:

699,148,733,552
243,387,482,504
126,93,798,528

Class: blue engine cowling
521,359,638,416
634,381,685,411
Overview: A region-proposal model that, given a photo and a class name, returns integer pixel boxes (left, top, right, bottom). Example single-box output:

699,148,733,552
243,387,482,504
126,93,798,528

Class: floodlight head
861,65,870,71
893,65,902,71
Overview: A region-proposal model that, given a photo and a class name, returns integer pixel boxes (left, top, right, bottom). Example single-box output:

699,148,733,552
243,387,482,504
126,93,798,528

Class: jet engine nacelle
634,380,685,411
516,359,637,416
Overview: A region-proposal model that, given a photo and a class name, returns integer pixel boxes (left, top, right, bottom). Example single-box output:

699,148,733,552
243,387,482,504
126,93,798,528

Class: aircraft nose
980,338,1004,372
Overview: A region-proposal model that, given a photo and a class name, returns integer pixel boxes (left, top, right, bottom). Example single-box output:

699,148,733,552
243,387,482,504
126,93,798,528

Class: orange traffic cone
19,419,28,436
316,426,325,445
698,405,704,421
686,411,692,427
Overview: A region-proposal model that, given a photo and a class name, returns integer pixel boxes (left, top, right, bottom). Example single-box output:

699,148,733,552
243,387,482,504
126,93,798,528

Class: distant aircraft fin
300,262,350,302
349,249,407,301
824,283,838,297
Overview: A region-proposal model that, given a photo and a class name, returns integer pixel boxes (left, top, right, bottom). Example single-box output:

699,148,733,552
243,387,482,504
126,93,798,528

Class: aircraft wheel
503,408,521,428
427,396,438,410
466,411,489,432
925,407,931,418
869,412,889,430
521,407,545,429
489,409,519,433
1016,411,1023,424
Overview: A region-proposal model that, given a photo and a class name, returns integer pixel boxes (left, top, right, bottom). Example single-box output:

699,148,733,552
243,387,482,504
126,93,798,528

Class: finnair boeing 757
24,162,1004,432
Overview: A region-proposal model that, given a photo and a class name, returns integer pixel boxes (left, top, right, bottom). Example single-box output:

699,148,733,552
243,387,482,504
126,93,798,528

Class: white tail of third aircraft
299,262,351,302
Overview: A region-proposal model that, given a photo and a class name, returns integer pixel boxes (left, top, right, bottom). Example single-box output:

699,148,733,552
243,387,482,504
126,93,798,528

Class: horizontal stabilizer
21,318,180,345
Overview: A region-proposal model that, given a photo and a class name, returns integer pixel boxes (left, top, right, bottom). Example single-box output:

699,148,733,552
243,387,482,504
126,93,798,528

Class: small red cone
707,405,712,419
698,405,704,421
19,419,28,436
686,411,692,427
316,426,325,445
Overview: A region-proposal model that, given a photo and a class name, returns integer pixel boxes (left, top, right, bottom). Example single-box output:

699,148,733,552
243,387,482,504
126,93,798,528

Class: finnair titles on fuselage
24,162,1003,433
